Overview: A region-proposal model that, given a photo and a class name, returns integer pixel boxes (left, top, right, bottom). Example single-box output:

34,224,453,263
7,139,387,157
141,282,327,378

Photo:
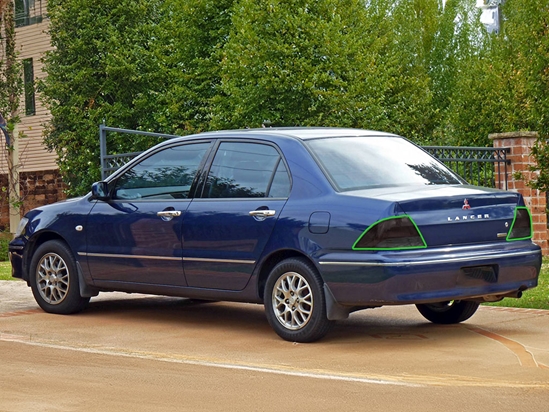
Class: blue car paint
85,199,188,286
9,128,542,314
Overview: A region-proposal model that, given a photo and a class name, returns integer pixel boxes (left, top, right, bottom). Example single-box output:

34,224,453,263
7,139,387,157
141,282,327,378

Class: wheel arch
23,231,71,282
256,249,320,301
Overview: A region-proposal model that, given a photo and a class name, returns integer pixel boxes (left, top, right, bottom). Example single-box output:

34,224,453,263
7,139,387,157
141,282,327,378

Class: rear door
182,140,291,290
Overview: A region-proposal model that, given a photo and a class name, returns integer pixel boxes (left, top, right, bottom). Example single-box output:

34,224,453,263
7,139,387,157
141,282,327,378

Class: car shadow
76,294,482,345
80,295,272,334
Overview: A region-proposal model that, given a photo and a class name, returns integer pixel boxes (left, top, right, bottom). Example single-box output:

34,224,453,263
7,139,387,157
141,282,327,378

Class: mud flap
324,283,349,320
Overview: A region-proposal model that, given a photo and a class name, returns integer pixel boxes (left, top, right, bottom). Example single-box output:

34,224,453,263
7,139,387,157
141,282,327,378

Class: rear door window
202,142,291,198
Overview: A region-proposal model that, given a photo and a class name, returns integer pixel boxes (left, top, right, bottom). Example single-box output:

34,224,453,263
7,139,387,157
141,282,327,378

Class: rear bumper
318,241,542,306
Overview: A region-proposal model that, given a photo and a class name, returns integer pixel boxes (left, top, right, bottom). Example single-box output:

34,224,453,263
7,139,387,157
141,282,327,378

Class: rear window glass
306,136,462,191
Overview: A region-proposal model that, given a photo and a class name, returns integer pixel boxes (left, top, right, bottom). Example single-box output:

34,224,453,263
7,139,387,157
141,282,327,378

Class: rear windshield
306,136,462,191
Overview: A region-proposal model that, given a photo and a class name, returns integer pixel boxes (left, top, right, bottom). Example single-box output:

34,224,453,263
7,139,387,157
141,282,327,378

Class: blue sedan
9,128,542,342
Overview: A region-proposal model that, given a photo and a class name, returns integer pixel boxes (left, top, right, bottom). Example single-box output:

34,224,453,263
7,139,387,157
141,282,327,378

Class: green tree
157,0,235,133
42,0,178,195
494,0,549,135
0,0,23,229
212,0,435,141
0,0,21,129
42,0,236,195
45,0,544,198
368,0,439,141
427,0,499,147
492,0,549,191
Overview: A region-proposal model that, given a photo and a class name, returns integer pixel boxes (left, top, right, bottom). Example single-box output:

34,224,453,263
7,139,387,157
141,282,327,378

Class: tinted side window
204,142,290,199
112,142,210,200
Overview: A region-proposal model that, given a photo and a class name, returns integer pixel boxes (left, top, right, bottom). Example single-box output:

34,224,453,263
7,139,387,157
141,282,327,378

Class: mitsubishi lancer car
9,128,542,342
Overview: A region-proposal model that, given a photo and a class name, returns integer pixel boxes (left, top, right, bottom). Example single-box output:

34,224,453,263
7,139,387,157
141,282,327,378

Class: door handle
249,210,276,218
157,210,182,221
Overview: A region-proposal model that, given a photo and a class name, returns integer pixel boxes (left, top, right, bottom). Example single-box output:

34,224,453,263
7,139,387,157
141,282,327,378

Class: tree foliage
0,0,21,125
212,0,435,141
0,0,24,223
43,0,176,194
40,0,549,195
42,0,236,195
486,0,549,191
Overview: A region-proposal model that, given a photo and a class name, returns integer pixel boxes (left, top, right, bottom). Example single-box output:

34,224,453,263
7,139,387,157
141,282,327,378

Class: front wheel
416,300,480,324
29,240,90,314
264,258,332,342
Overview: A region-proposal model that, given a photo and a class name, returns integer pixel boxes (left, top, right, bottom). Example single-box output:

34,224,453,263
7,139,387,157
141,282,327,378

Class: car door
182,140,291,290
85,141,212,286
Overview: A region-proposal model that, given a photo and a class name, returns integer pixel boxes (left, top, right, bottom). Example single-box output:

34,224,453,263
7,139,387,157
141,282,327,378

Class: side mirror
90,181,110,201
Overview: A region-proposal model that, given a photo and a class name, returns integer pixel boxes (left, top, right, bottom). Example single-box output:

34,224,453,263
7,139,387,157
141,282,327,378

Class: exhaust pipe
501,290,523,299
469,289,523,303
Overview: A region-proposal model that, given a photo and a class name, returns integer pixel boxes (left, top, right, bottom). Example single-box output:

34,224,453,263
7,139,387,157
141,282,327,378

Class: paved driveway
1,279,548,411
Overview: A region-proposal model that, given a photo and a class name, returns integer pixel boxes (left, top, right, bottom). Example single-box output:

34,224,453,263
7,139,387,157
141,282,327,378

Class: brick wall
19,169,67,217
0,169,66,232
490,132,548,254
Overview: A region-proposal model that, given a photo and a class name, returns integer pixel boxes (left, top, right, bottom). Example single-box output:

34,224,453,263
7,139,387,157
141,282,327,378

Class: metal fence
99,124,179,180
99,126,511,189
422,146,510,190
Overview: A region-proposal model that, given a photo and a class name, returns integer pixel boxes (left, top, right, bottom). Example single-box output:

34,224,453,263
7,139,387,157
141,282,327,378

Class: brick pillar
489,131,548,254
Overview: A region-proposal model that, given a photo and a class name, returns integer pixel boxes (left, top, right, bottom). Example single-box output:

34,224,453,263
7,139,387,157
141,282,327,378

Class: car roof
192,127,399,141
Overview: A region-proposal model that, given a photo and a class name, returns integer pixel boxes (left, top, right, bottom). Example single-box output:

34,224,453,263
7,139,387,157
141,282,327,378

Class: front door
85,141,212,286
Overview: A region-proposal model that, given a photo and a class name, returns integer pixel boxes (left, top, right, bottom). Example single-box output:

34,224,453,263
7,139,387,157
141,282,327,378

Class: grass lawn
0,261,13,281
484,258,549,310
0,257,548,309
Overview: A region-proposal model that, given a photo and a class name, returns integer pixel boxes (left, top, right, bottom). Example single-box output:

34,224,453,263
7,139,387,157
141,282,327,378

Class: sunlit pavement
1,279,548,411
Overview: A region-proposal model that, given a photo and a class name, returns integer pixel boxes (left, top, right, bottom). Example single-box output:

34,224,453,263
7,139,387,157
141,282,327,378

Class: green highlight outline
352,215,427,251
506,206,533,241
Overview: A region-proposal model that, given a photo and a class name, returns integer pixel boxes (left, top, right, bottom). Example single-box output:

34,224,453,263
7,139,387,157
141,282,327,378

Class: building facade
1,0,64,232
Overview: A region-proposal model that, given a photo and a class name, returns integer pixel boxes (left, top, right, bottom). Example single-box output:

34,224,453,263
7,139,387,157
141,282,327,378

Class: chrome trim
183,257,255,265
77,253,255,265
249,210,276,218
157,210,182,217
78,252,181,262
318,250,540,267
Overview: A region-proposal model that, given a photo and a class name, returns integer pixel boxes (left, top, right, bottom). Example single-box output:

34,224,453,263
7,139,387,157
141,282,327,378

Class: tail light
353,216,427,250
507,207,533,241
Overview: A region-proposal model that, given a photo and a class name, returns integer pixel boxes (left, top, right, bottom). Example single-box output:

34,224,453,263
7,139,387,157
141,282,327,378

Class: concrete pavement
1,279,548,411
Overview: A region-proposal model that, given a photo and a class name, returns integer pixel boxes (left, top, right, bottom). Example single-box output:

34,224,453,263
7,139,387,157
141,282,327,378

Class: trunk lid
353,185,523,247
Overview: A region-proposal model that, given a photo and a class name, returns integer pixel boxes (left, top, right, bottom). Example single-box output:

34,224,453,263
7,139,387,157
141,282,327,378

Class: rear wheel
416,300,479,324
264,258,332,342
30,240,90,314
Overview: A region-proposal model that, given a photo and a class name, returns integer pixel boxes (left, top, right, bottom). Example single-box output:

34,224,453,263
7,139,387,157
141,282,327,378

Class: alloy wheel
271,271,313,330
36,252,70,305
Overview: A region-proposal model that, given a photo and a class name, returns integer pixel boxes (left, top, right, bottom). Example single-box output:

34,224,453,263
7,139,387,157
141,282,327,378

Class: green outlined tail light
507,207,533,241
353,216,427,250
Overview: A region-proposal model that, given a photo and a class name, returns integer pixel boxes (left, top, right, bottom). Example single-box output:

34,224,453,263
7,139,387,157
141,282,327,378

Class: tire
264,257,332,342
29,240,90,314
415,300,480,324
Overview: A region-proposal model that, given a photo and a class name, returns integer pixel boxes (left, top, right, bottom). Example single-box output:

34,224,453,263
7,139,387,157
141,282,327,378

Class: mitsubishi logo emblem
462,199,471,210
